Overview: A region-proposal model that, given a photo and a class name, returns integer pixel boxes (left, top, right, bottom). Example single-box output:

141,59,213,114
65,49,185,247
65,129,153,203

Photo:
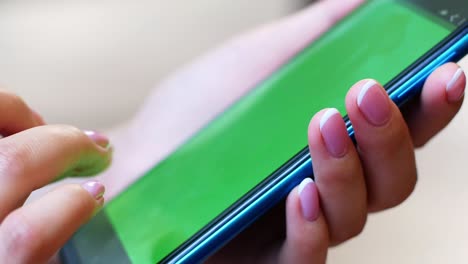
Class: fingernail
446,68,465,103
319,108,348,158
84,130,110,149
298,178,320,222
357,80,391,126
82,180,105,200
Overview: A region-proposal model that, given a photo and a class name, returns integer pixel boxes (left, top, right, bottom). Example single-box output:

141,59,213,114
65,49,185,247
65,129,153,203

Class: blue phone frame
160,23,468,263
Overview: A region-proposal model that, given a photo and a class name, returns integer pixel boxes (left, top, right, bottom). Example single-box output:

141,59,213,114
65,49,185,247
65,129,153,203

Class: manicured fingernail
298,178,320,222
357,80,391,126
84,130,110,149
319,108,349,158
446,68,465,103
82,180,105,200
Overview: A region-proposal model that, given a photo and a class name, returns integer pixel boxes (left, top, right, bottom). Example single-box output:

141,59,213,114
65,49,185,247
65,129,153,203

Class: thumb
279,178,329,264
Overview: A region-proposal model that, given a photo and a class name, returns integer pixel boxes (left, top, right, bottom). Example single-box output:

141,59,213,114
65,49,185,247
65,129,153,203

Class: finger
0,181,105,263
279,178,328,264
403,63,466,147
346,80,417,212
0,90,45,136
0,126,112,220
308,108,367,245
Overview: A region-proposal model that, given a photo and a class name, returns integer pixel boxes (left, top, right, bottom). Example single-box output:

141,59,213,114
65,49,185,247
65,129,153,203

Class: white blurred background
0,0,304,128
1,1,468,263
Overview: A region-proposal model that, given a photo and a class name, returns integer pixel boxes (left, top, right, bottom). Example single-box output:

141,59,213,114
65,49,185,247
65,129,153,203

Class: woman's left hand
0,90,113,263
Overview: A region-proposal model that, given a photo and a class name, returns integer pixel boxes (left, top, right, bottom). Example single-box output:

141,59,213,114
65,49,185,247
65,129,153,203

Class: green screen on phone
66,1,458,263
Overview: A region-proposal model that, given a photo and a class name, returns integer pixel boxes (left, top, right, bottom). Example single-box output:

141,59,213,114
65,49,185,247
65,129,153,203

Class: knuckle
1,211,40,258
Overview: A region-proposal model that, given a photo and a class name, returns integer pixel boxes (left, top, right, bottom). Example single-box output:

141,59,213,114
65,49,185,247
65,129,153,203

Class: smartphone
61,1,468,263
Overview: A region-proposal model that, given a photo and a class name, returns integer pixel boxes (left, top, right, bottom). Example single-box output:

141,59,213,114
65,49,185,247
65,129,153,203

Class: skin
1,0,466,263
0,91,112,263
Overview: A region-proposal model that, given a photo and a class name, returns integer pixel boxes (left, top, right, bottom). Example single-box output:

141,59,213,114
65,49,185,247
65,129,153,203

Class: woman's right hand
0,90,112,263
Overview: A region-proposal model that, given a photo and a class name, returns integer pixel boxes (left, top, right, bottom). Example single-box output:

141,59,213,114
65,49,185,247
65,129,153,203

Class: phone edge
58,24,468,264
163,24,468,264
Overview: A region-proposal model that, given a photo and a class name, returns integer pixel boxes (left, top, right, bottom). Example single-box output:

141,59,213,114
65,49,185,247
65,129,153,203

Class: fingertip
421,63,465,105
346,79,392,127
308,109,328,135
62,184,102,214
282,180,328,264
406,63,466,147
60,149,112,179
48,183,102,224
0,183,103,263
308,109,327,150
63,129,113,179
345,79,372,121
297,178,320,222
309,108,348,157
286,178,322,226
445,66,466,104
319,108,350,158
81,180,106,202
84,130,111,150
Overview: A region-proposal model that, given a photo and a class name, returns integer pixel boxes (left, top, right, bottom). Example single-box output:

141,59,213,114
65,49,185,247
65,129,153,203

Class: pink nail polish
84,130,110,149
357,80,391,126
446,68,465,103
319,108,349,158
297,178,320,222
81,181,105,200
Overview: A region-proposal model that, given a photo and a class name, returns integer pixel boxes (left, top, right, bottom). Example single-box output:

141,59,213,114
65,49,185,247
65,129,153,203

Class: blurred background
0,0,306,128
1,0,467,263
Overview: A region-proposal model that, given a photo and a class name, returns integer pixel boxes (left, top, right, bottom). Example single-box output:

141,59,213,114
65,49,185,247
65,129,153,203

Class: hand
0,91,113,263
89,0,466,263
205,63,465,263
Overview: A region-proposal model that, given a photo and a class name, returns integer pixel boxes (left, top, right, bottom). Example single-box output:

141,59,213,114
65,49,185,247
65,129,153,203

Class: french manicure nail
84,130,110,149
81,180,105,200
298,178,320,222
446,68,465,103
357,80,391,126
319,108,348,158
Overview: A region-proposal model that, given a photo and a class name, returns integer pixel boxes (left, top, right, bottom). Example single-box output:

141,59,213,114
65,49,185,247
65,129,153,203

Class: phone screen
65,1,463,263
